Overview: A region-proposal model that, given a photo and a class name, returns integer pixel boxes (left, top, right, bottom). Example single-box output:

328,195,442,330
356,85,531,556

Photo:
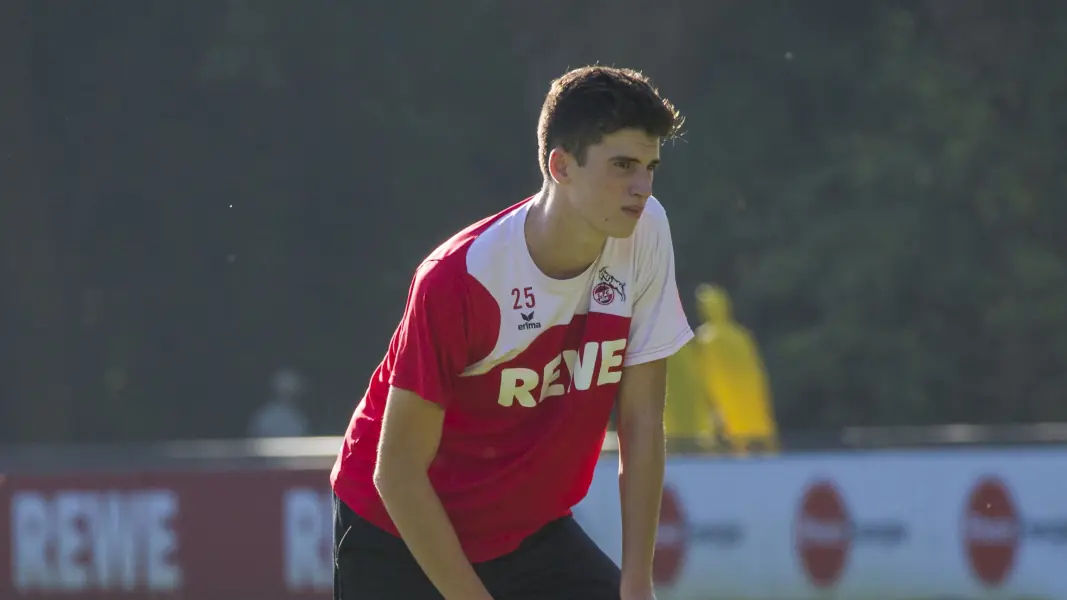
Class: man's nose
629,171,653,197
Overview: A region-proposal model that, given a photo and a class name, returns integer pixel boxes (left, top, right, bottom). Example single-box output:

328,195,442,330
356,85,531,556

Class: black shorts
333,493,621,600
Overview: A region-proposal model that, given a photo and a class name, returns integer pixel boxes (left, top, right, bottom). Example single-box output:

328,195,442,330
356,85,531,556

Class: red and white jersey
331,195,693,562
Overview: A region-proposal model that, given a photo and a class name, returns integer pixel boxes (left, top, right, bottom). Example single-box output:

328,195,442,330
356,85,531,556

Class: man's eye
614,161,633,170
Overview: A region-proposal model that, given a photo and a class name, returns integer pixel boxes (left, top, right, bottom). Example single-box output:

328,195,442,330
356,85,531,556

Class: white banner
575,447,1067,600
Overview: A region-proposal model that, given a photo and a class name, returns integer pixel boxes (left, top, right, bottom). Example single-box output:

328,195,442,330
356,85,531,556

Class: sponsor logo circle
654,486,686,586
963,476,1019,588
795,480,850,588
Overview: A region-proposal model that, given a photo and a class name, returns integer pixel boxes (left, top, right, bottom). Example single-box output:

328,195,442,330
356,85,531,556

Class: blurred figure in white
247,367,309,437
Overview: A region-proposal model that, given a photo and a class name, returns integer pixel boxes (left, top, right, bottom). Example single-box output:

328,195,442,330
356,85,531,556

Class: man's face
557,128,661,239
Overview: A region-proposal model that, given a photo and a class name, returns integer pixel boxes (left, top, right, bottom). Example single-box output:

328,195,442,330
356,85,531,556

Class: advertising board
2,448,1065,599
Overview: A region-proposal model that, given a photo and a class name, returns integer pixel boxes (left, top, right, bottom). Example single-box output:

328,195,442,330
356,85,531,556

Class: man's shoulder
422,197,531,264
623,195,674,268
635,195,670,237
411,196,533,293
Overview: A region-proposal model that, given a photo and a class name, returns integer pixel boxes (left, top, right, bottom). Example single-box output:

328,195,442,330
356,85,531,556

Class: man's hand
615,358,668,600
375,386,495,600
620,580,657,600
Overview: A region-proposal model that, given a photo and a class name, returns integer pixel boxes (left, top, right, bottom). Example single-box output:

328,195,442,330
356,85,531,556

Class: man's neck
525,184,606,280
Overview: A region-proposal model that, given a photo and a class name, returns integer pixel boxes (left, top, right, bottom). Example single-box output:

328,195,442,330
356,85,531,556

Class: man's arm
374,386,494,600
615,358,668,599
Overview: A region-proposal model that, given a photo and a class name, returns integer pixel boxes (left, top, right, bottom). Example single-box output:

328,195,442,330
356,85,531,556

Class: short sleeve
386,260,469,407
624,201,694,367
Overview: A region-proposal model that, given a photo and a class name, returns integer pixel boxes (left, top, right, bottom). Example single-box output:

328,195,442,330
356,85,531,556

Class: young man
330,65,692,600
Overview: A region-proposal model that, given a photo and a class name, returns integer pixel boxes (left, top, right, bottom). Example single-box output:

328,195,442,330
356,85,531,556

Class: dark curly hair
537,65,684,180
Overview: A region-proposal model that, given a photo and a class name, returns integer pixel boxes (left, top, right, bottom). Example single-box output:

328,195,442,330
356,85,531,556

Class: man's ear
548,147,571,184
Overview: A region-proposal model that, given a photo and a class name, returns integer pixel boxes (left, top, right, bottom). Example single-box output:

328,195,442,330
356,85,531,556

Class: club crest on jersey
592,267,626,306
517,311,541,331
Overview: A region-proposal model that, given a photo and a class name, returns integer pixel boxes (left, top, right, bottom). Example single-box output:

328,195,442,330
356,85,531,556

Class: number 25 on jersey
511,287,535,310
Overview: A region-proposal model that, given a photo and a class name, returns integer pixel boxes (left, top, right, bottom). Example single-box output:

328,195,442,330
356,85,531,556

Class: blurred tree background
3,0,1067,443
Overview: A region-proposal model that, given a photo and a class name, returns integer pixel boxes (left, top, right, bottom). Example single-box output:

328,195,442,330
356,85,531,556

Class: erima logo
518,311,541,331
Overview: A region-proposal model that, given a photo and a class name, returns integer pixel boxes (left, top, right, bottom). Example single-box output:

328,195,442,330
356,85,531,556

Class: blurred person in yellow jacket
665,284,779,452
664,335,721,448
